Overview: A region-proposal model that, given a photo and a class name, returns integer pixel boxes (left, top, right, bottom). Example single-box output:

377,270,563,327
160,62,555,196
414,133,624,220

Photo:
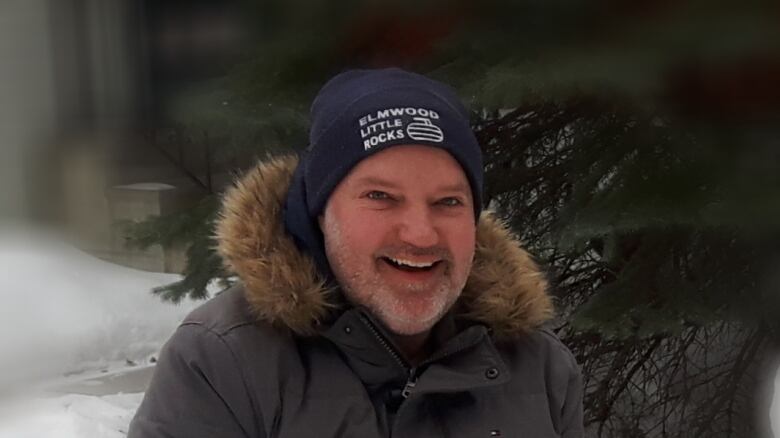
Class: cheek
444,222,477,265
347,226,380,259
456,236,477,268
327,209,388,258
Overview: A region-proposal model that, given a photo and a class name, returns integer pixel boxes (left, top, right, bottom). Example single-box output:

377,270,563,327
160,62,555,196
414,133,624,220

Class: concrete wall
0,0,192,274
105,182,195,273
0,0,58,219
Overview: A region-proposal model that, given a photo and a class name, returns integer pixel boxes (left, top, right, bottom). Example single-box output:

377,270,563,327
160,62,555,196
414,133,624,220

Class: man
129,68,584,437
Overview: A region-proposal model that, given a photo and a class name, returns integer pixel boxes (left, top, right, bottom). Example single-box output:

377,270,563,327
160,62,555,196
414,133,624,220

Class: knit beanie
283,68,483,277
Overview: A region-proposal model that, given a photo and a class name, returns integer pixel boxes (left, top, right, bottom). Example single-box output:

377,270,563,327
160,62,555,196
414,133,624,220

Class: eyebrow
436,182,471,194
353,176,470,194
353,176,401,189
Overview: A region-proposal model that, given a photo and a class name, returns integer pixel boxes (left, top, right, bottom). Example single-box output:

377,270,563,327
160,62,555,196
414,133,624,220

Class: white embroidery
406,117,443,143
359,107,444,150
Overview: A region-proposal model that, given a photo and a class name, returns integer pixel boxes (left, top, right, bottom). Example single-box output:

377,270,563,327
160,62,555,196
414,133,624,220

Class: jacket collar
321,306,510,395
215,155,553,340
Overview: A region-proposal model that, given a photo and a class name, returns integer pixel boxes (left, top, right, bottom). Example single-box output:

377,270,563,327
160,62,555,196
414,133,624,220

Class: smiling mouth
380,256,443,273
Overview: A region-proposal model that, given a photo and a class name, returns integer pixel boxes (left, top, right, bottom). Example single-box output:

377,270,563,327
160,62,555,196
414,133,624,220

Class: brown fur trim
460,213,554,339
216,155,553,338
215,156,336,336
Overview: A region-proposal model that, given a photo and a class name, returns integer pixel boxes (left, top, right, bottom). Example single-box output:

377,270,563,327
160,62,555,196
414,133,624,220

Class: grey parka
128,156,584,438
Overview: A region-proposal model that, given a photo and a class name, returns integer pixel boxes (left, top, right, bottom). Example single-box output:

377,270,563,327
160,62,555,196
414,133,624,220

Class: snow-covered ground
0,392,144,438
0,225,207,437
773,363,780,438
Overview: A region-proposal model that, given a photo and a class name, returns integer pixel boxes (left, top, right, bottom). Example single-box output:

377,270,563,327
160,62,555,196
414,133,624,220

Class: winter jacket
128,156,584,438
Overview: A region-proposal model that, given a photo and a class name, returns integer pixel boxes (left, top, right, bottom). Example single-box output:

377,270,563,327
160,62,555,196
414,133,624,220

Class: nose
397,204,439,248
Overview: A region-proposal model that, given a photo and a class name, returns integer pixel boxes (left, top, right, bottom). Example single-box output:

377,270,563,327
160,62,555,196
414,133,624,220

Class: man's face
320,145,476,336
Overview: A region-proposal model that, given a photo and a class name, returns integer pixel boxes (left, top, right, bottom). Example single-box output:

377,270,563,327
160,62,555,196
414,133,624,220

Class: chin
379,310,442,336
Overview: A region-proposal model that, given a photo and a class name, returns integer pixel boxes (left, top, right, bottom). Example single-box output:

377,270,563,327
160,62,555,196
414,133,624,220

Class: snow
0,224,208,437
772,363,780,438
0,393,144,438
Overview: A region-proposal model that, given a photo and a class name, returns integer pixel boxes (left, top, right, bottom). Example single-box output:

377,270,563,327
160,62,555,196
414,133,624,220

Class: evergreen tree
126,0,780,435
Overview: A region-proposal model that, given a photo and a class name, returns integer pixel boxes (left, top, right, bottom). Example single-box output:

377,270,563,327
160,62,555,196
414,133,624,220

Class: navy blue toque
284,68,484,277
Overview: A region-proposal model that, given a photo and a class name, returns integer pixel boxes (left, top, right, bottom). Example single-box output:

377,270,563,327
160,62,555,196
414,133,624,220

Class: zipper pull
401,368,418,399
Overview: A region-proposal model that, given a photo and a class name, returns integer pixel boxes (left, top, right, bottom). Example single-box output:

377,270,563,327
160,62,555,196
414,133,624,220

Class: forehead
341,145,471,191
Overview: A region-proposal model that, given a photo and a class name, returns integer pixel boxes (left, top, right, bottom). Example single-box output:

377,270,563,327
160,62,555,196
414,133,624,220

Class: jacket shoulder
179,284,300,364
514,327,578,366
130,304,263,437
499,328,584,437
182,284,260,335
537,327,580,372
498,327,581,392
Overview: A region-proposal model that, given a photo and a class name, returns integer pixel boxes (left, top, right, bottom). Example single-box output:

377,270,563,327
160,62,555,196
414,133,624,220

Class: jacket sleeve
559,359,584,438
128,323,264,438
541,329,584,438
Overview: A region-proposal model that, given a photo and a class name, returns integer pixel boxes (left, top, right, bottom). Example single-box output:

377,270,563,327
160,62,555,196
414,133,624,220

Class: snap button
344,325,352,334
485,367,499,379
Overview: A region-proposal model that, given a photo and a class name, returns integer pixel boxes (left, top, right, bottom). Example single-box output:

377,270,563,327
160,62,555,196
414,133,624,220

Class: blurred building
0,0,242,273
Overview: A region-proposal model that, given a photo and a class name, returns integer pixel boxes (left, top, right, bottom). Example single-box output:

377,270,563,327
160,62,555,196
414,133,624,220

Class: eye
437,197,464,207
366,190,391,200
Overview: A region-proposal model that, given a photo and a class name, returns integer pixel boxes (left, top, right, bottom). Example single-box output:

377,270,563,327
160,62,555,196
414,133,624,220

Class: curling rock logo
359,107,444,150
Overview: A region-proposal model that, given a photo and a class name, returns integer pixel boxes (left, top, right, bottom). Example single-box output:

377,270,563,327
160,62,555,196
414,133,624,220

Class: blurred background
1,0,780,436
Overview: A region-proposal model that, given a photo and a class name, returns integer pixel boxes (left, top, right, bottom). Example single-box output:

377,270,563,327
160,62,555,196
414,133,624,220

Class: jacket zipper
357,316,493,436
392,332,488,437
400,372,417,399
358,314,419,399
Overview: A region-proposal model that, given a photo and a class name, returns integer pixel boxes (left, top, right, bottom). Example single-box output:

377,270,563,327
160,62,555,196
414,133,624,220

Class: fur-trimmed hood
215,155,553,339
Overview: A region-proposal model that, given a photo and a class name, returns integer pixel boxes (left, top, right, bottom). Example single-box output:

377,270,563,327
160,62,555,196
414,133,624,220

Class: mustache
376,245,452,262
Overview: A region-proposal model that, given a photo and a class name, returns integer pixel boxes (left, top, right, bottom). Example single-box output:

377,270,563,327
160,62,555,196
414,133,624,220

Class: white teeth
388,257,436,268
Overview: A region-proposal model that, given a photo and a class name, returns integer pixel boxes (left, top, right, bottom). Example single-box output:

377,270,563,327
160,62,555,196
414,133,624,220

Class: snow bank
772,363,780,438
0,392,143,438
0,225,203,388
